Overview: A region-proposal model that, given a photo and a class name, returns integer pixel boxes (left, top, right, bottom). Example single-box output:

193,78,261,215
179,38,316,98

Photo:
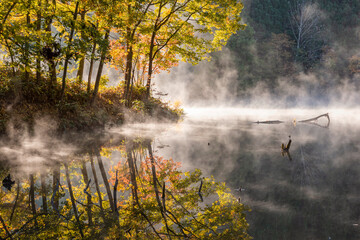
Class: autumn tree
143,0,246,98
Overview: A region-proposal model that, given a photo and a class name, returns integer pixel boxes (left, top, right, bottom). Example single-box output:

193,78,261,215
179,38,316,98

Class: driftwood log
255,113,330,128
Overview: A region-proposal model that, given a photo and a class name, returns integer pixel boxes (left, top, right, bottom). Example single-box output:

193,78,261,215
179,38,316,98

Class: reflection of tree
0,140,250,239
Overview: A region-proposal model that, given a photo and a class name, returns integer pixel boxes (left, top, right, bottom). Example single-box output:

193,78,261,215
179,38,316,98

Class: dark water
1,108,359,239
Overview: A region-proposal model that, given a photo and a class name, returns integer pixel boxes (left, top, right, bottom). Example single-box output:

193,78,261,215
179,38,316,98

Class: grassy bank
0,67,183,135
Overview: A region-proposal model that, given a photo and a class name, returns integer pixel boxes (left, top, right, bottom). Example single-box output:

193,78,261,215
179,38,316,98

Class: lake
1,108,359,239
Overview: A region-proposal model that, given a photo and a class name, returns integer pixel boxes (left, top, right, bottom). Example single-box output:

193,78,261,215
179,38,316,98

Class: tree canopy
0,0,246,106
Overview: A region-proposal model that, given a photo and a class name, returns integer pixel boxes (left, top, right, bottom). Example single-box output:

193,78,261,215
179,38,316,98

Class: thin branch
9,180,20,222
0,214,12,239
0,0,18,34
164,182,219,237
3,213,47,240
198,180,203,202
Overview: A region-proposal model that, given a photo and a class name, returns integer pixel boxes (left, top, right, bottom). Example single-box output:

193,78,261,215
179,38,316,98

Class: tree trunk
45,0,57,96
91,29,109,104
29,174,37,226
65,163,84,238
96,152,115,212
90,153,105,220
146,32,156,99
126,142,139,205
10,181,20,222
52,163,60,210
24,8,30,83
36,0,42,82
147,142,172,239
124,44,133,107
87,41,96,93
60,1,79,100
4,39,16,76
40,173,48,213
76,9,86,83
80,161,93,225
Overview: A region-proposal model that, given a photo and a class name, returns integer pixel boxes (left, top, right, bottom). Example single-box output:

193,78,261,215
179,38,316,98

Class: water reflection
0,136,250,239
152,109,360,240
1,108,360,239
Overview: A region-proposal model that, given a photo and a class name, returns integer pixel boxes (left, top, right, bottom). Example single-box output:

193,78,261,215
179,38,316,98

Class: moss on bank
0,67,183,135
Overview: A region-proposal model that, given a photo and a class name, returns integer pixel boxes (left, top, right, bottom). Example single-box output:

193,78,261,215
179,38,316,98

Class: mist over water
150,108,360,239
2,45,360,239
154,45,360,109
1,105,360,239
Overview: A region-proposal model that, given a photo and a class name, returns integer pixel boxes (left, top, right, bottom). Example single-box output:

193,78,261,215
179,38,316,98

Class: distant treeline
223,0,360,95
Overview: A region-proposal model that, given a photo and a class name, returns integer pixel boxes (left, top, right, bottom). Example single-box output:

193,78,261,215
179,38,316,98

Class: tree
288,0,324,69
60,1,80,99
143,0,246,98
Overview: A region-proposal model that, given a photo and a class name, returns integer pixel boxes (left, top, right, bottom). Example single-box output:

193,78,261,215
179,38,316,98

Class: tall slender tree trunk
126,141,163,239
65,163,84,238
124,43,133,107
128,70,135,106
45,0,57,97
80,161,93,225
10,181,20,222
29,174,37,226
52,163,60,210
87,41,96,93
60,1,79,100
91,29,109,104
126,142,139,205
5,39,16,76
40,173,48,213
96,152,115,212
146,32,156,99
76,9,86,83
147,142,162,209
90,153,105,220
36,0,42,82
147,142,172,240
24,7,31,83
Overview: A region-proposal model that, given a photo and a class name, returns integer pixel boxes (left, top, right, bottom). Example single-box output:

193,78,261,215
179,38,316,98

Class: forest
1,0,359,239
181,0,360,105
0,0,253,239
0,0,245,133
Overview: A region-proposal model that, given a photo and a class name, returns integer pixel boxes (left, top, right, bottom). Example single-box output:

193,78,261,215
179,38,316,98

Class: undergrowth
0,66,182,135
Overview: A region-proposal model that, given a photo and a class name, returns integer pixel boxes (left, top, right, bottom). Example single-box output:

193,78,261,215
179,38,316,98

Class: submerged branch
254,120,283,124
298,113,330,128
198,180,203,202
255,113,330,128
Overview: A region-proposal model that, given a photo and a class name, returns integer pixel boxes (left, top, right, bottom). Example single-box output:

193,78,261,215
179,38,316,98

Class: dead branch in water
255,113,330,128
255,120,283,124
299,113,329,123
299,113,330,128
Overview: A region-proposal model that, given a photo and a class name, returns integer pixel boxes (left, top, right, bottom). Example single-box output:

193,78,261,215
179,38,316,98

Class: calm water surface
144,108,360,239
1,108,359,239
